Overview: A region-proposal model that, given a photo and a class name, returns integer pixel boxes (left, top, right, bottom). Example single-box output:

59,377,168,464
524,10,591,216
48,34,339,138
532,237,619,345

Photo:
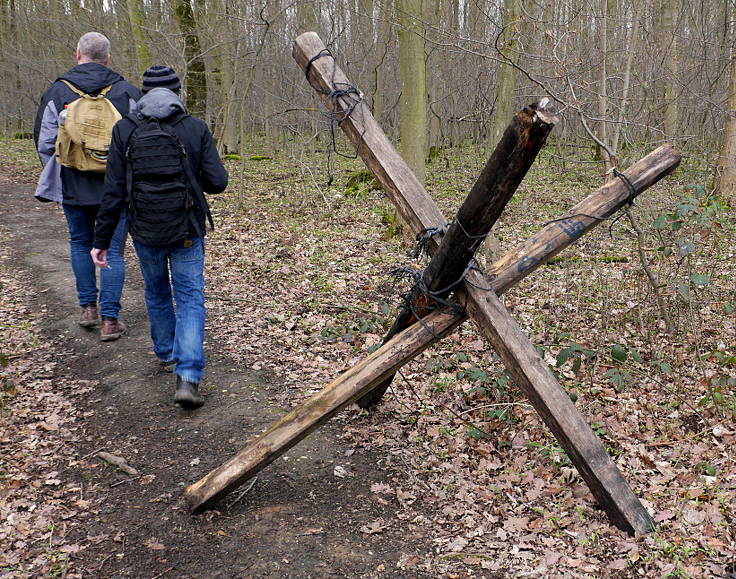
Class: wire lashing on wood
391,217,493,337
412,222,449,259
389,265,469,338
541,167,641,237
304,48,365,186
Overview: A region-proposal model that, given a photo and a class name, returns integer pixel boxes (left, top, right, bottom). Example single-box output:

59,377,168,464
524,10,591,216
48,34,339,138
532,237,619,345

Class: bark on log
183,309,463,513
358,99,558,408
184,143,680,534
185,33,681,535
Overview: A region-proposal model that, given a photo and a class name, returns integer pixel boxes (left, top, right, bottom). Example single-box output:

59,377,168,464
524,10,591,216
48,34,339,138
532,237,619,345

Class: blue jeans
63,204,127,318
133,237,206,384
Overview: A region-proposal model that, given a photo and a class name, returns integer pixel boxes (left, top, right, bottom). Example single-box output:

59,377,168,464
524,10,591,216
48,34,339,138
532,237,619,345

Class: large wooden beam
184,309,464,513
185,143,680,531
463,275,655,535
185,33,680,534
293,32,446,239
358,99,558,408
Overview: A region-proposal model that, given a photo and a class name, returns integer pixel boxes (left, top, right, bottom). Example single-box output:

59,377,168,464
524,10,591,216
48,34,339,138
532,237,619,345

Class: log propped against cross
184,32,681,536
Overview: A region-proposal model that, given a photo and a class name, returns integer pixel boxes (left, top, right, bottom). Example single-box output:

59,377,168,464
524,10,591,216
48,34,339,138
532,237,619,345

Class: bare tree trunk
371,0,392,126
596,0,612,172
611,6,639,157
125,0,150,81
174,0,208,119
218,0,240,154
718,49,736,204
297,0,318,35
490,0,518,148
398,0,427,183
659,0,679,139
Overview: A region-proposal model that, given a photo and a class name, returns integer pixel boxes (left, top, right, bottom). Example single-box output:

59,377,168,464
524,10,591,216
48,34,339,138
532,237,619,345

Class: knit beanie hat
141,65,181,94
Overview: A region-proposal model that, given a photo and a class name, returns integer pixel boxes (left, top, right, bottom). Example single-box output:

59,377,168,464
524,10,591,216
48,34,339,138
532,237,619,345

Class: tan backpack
55,79,122,173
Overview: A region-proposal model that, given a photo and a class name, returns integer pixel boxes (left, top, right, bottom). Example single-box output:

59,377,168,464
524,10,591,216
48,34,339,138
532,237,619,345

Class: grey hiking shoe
100,317,126,341
174,376,204,409
79,304,99,327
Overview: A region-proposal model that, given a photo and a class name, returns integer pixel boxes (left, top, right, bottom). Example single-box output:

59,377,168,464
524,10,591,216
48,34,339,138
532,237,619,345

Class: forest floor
0,136,734,578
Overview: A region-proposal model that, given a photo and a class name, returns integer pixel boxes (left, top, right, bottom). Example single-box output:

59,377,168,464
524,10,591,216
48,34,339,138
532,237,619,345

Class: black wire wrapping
392,166,643,333
412,222,449,258
389,266,467,339
304,48,365,186
390,225,492,338
454,217,489,252
540,167,641,237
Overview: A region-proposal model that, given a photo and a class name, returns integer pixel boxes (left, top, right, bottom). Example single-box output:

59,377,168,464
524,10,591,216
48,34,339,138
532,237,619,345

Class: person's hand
90,248,109,268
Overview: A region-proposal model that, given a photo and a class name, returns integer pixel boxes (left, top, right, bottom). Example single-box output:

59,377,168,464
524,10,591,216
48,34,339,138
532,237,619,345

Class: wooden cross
185,33,681,536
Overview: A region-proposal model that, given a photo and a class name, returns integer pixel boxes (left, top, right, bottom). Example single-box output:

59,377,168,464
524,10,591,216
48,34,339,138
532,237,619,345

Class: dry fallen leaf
144,538,165,551
97,452,139,476
359,520,387,534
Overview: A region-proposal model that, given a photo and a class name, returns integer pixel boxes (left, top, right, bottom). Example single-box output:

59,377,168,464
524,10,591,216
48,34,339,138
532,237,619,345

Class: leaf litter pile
1,138,735,577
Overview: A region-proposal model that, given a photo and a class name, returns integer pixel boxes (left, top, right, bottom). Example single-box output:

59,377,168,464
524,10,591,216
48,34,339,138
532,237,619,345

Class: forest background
1,0,736,197
1,0,735,577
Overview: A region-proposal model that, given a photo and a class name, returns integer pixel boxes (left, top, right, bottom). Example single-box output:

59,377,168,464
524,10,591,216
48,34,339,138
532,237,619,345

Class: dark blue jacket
93,88,228,249
34,63,141,204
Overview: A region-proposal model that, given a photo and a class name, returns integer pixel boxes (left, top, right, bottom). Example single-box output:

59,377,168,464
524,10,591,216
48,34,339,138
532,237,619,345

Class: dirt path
0,179,448,578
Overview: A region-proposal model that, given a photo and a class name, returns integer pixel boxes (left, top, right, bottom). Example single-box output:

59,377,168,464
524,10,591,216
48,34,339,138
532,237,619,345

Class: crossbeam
358,99,558,407
184,33,681,536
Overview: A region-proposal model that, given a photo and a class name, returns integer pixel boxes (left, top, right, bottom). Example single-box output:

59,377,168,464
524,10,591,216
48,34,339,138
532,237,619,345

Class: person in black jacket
91,66,228,409
34,32,140,340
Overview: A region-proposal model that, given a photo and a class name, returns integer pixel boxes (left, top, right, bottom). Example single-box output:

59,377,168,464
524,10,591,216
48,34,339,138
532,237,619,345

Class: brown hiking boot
100,317,126,342
79,303,99,328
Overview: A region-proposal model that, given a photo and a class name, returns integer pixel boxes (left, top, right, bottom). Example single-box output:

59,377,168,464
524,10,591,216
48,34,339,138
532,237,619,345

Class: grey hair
77,32,110,63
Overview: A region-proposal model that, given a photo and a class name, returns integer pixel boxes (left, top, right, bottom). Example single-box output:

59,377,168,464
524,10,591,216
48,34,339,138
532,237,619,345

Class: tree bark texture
489,0,519,148
398,0,427,183
358,98,558,407
174,0,208,118
189,33,682,535
718,51,736,205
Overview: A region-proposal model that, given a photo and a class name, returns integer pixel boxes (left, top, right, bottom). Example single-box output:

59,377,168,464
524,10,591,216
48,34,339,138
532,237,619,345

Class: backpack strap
60,79,114,99
157,120,216,233
124,114,145,210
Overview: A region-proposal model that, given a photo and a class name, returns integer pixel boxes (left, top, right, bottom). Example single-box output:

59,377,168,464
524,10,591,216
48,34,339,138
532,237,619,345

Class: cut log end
531,98,559,126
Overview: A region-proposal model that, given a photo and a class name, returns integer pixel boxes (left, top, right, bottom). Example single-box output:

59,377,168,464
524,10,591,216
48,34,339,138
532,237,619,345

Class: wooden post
463,276,655,535
184,33,681,536
184,145,680,532
184,309,464,513
293,32,446,238
358,99,558,408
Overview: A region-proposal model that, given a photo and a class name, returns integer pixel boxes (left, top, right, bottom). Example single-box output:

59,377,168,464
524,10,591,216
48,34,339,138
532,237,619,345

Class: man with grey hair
76,31,111,64
33,33,141,340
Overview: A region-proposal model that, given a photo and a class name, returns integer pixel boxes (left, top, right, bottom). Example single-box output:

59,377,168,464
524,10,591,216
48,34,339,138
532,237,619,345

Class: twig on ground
110,476,140,488
227,476,258,509
150,567,175,579
80,446,107,460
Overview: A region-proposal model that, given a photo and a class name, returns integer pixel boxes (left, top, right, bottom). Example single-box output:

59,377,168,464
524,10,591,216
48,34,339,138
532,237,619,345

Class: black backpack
125,113,213,246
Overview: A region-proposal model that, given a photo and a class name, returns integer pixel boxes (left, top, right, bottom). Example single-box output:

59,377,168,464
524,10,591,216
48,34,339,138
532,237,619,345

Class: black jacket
34,63,141,205
93,88,228,249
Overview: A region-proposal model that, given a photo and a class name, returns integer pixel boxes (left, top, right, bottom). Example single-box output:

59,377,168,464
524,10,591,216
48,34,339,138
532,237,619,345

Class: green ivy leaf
690,273,710,288
610,344,628,362
556,347,575,367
